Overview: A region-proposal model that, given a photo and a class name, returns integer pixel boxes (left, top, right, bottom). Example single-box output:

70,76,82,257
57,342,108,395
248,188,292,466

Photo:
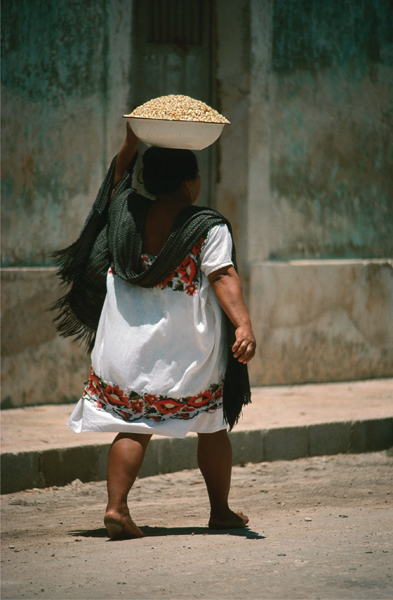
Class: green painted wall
2,0,392,266
269,0,393,259
1,0,110,266
2,0,108,105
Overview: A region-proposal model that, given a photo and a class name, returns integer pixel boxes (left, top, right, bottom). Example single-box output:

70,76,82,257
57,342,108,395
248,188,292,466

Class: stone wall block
1,268,90,408
139,439,162,479
142,436,199,478
308,422,351,457
1,452,44,495
249,260,393,385
39,445,110,488
229,430,264,465
168,437,199,473
349,418,393,454
263,426,308,462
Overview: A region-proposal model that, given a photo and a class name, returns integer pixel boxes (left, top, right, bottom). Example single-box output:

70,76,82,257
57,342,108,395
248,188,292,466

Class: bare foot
208,509,249,529
104,509,144,540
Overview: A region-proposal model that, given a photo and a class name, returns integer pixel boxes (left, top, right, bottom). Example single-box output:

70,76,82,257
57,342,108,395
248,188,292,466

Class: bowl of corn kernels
123,95,230,150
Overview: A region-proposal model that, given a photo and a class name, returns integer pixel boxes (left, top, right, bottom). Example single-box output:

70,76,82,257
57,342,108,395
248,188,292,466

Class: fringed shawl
51,153,251,429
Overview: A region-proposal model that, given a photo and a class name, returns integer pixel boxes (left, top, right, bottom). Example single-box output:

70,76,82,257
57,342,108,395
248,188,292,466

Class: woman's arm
112,121,140,192
208,266,256,364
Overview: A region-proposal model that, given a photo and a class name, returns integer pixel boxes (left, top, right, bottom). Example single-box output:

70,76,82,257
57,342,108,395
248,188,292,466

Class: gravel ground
1,451,393,600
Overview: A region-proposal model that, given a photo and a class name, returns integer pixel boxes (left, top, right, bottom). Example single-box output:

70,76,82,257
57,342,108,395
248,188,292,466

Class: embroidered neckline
141,237,205,296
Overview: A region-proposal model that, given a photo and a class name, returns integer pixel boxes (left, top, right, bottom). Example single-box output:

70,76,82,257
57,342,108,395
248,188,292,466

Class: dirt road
2,451,392,599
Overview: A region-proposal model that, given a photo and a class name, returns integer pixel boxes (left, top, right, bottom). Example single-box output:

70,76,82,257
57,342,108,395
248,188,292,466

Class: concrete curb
2,417,392,494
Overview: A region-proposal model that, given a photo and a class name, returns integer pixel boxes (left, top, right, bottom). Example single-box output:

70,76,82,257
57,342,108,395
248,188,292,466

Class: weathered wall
1,0,133,407
2,0,105,266
2,0,392,406
268,0,393,261
249,260,393,385
248,0,393,263
215,0,250,281
1,269,90,408
1,0,133,266
246,0,393,384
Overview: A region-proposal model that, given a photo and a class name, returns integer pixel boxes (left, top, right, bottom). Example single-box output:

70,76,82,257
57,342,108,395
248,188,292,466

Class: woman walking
53,122,256,539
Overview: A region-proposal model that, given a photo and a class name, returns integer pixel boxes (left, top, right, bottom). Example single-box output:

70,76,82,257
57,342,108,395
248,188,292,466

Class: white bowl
123,117,225,150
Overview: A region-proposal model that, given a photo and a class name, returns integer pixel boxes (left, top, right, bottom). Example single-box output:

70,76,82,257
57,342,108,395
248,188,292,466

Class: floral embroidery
83,366,223,422
177,255,197,284
140,237,206,296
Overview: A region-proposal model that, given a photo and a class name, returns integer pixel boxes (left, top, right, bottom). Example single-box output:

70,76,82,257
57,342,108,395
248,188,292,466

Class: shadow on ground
70,526,265,540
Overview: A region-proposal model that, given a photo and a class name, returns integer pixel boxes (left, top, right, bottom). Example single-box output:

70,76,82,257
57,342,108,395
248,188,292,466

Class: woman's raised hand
126,120,139,145
112,121,140,191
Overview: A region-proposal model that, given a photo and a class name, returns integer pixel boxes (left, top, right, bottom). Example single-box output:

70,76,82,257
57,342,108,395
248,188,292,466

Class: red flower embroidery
141,255,151,272
130,398,144,414
102,385,131,408
177,256,197,284
213,387,223,400
179,405,195,413
145,393,159,406
191,237,204,256
158,271,176,289
84,367,223,422
185,282,197,296
150,397,185,415
87,367,102,396
188,390,213,408
149,245,203,295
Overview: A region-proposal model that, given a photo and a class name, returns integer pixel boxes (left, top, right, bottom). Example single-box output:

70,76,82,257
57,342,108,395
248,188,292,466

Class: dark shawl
51,153,251,429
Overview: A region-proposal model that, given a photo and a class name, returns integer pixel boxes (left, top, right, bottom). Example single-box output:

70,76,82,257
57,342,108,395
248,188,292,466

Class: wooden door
131,0,214,207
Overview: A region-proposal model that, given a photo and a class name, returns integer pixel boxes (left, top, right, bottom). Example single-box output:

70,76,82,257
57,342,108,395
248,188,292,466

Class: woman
53,122,256,539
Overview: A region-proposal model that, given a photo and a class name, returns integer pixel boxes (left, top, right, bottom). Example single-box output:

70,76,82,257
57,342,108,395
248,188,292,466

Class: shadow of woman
70,525,265,541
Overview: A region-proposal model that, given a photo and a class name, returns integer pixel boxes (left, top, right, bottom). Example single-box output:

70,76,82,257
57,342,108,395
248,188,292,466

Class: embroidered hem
83,367,224,423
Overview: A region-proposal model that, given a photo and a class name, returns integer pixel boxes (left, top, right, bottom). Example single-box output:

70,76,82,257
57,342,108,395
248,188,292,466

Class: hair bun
141,147,198,195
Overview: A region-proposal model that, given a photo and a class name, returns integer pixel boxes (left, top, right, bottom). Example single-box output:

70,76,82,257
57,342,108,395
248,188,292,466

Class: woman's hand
125,120,139,145
232,325,256,364
112,121,140,192
208,266,256,363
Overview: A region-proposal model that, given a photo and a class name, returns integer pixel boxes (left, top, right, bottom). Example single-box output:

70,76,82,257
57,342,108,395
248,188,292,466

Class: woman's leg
104,432,152,539
197,429,249,528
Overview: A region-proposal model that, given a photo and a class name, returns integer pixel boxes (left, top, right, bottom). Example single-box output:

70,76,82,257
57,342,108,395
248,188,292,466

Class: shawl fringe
223,348,252,429
51,211,108,285
51,293,97,351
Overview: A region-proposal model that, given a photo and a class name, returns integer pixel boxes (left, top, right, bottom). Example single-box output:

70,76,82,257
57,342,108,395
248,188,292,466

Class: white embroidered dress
68,224,233,438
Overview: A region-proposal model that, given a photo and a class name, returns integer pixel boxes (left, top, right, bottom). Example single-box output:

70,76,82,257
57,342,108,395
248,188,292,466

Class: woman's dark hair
141,147,199,195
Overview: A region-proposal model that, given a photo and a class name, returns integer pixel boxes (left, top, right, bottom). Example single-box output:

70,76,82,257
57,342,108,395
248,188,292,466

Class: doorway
131,0,215,207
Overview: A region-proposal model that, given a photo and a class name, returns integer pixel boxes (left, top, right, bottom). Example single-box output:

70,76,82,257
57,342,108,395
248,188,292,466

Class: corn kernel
124,95,230,124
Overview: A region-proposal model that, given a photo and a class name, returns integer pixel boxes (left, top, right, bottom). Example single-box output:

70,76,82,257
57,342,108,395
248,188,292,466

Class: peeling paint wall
1,0,392,407
215,0,251,281
1,0,132,267
248,259,393,385
246,0,393,384
1,0,133,407
268,0,393,260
